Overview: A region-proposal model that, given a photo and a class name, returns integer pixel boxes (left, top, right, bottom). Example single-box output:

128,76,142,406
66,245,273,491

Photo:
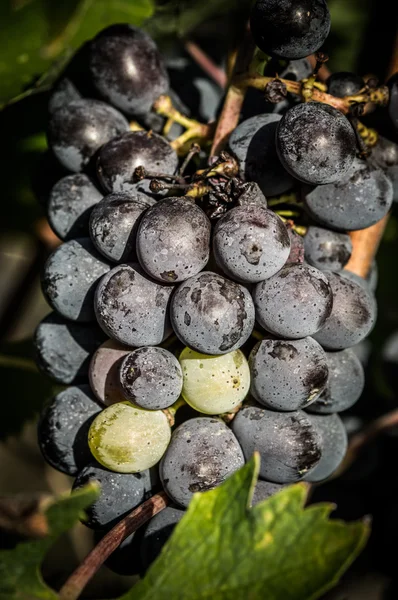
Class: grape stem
58,492,170,600
184,40,227,89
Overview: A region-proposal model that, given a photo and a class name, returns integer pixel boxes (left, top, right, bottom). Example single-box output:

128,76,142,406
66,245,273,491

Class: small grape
304,413,348,482
38,385,101,475
228,114,294,196
304,226,352,272
276,102,356,184
326,72,365,97
119,347,183,410
250,0,331,60
73,463,151,529
94,263,174,346
286,227,305,264
96,131,178,195
89,192,154,263
160,417,245,507
304,157,393,231
42,238,111,322
370,135,398,203
313,271,376,349
179,347,250,415
307,348,365,414
251,480,287,506
253,263,333,339
231,405,322,483
237,182,268,210
212,206,291,283
136,198,211,283
48,78,82,115
141,506,185,571
249,337,328,411
34,313,106,384
88,401,171,473
170,271,255,355
89,339,131,405
47,99,129,172
89,25,169,117
47,174,103,241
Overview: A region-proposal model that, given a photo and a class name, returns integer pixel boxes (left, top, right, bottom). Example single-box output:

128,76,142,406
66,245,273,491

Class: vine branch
58,492,170,600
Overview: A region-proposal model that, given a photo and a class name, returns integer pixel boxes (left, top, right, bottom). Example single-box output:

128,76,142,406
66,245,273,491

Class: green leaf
0,0,154,108
0,483,100,600
144,0,251,39
124,454,369,600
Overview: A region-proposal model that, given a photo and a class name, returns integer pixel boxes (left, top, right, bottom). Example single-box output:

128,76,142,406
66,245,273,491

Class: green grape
179,347,250,415
88,402,171,473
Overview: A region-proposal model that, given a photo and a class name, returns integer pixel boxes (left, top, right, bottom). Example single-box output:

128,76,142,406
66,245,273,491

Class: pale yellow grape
179,347,250,415
88,401,171,473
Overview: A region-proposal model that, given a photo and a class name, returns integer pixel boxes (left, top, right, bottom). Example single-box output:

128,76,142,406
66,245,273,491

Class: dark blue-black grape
286,227,305,264
119,347,183,410
96,131,178,195
212,205,290,283
47,174,103,240
388,72,398,132
251,480,287,506
231,405,322,483
237,182,268,210
253,263,333,339
136,198,211,283
304,413,347,482
141,506,185,571
38,385,101,475
304,226,352,272
42,238,111,322
48,78,82,115
89,25,169,117
170,271,255,355
34,312,106,384
160,417,245,507
48,99,129,172
249,337,328,411
94,263,174,347
326,72,364,98
304,157,393,231
228,114,295,196
73,463,151,529
371,135,398,203
89,340,130,405
250,0,331,60
89,192,154,263
313,271,376,350
276,102,356,184
306,348,364,414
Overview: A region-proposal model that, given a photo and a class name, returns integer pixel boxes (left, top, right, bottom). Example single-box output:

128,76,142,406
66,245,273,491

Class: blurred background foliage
1,0,398,597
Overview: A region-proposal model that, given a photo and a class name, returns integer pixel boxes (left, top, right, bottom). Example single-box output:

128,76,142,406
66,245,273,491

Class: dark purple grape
252,480,287,506
253,263,333,339
276,102,356,185
326,72,365,98
94,263,174,346
141,506,185,571
96,131,178,195
313,271,376,350
89,25,169,117
47,99,129,172
48,78,82,115
371,135,398,203
304,413,347,482
304,226,352,272
89,192,154,263
250,0,331,60
136,198,211,283
47,174,103,240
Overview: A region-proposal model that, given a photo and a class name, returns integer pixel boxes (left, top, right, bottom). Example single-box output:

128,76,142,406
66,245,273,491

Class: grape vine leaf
0,0,154,108
0,483,100,600
124,454,369,600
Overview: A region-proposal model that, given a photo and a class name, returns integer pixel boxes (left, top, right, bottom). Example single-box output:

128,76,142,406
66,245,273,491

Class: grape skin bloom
179,347,250,415
88,401,171,473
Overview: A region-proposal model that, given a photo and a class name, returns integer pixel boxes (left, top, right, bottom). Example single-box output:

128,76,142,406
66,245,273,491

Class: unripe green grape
88,402,171,473
179,347,250,415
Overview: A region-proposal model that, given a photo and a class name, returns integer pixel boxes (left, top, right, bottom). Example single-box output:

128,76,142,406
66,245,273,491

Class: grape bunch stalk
33,2,398,595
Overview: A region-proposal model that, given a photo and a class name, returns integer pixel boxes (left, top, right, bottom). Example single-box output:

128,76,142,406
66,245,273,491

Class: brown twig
210,28,255,156
58,492,170,600
307,54,332,82
345,214,390,277
184,41,227,89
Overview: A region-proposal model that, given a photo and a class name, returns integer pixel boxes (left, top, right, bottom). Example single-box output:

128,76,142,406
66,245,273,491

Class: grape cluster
34,1,396,575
